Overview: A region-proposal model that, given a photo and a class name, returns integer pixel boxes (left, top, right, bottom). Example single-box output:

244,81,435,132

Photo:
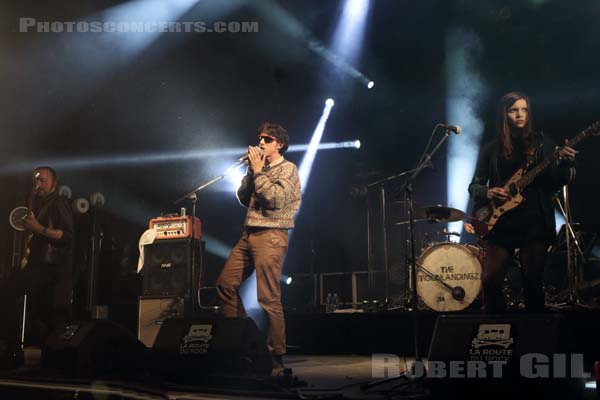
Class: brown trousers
216,228,288,355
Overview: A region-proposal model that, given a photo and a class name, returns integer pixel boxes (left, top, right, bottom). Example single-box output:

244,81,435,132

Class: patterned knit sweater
237,158,301,229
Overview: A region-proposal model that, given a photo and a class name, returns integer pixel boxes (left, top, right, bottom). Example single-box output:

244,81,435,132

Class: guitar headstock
583,121,600,137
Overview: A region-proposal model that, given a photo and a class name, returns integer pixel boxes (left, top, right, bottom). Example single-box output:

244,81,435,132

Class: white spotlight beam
446,29,485,242
0,140,359,174
331,0,370,67
308,41,374,88
99,0,200,55
298,101,335,192
253,0,373,89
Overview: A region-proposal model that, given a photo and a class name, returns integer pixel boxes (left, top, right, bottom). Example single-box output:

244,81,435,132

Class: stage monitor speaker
151,317,272,382
138,296,185,347
142,238,204,300
427,314,578,399
428,314,566,365
42,319,147,379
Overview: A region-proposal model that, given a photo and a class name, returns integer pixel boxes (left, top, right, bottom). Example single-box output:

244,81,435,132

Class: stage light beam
331,0,370,67
446,29,486,242
0,140,362,175
298,99,335,193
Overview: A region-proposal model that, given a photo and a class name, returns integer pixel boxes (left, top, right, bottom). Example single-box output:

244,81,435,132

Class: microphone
440,124,461,134
33,172,40,192
238,147,264,163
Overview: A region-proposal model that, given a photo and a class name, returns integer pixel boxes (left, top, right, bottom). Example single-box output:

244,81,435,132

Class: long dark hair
496,91,535,158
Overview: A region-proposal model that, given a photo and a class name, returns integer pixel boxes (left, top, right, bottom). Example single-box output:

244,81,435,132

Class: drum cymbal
392,205,465,225
416,205,465,222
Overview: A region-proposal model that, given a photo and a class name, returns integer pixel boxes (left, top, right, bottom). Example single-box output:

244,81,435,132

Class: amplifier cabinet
142,238,203,300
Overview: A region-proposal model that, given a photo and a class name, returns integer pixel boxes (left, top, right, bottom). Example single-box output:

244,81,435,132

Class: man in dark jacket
1,166,74,345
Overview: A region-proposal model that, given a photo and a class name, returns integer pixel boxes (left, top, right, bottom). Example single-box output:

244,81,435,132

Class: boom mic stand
359,125,458,397
397,125,457,370
175,159,247,309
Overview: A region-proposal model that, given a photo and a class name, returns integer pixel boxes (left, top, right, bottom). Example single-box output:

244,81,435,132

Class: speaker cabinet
142,238,203,300
427,314,577,399
42,319,147,378
152,317,272,382
428,314,566,366
138,296,185,347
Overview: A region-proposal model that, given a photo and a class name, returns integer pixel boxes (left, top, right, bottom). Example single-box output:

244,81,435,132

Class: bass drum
416,242,482,312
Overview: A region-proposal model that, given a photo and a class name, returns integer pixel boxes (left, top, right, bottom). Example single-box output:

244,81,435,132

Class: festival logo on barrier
468,323,514,363
179,324,213,354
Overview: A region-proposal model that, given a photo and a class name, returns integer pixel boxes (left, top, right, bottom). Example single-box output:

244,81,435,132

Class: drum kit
393,204,483,312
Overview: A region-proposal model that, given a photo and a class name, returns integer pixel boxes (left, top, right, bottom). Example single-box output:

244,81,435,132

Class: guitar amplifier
149,216,201,240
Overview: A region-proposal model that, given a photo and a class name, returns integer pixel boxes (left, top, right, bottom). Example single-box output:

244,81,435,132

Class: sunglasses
258,135,276,144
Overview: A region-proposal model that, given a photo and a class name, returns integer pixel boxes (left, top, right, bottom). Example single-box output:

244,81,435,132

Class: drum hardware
547,185,592,309
365,164,433,307
393,205,466,225
415,205,466,222
440,227,460,239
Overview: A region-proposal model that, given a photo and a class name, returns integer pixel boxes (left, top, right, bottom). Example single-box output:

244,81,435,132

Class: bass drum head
416,242,482,312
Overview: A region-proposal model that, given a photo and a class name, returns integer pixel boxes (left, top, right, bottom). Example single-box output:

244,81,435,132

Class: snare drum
416,242,482,312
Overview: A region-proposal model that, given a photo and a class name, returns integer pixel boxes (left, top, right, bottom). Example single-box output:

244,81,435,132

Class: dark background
0,0,599,311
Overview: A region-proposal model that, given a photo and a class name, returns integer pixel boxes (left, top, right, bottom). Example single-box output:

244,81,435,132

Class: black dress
486,140,555,250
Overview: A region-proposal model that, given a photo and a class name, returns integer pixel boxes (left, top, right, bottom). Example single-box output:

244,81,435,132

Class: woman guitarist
469,92,577,313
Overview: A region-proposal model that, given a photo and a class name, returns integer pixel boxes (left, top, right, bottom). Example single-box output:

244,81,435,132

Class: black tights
482,240,547,313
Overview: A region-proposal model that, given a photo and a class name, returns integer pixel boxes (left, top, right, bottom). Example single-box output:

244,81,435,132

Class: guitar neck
517,131,587,189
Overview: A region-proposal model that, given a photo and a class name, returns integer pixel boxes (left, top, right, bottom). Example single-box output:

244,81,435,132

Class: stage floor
0,354,597,399
2,307,600,399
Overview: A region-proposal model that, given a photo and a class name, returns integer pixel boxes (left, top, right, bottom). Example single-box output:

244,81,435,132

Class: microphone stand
398,127,455,372
359,128,456,396
174,160,246,310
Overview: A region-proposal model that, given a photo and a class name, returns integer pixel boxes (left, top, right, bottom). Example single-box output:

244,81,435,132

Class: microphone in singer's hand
440,124,461,134
239,147,264,163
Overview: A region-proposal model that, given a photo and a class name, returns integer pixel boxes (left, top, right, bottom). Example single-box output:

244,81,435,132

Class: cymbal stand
552,185,588,308
366,165,431,307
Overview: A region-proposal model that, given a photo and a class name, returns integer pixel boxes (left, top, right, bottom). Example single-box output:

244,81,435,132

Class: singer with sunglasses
216,122,301,373
0,166,74,347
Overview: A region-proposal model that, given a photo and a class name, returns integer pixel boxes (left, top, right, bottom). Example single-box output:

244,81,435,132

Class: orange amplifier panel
149,216,201,240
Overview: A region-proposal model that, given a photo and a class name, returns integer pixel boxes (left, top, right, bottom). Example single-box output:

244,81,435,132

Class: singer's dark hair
34,166,58,183
496,91,535,158
258,122,289,154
